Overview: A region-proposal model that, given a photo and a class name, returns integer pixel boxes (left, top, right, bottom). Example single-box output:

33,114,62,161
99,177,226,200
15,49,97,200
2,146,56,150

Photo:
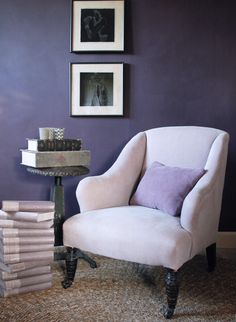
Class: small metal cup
53,128,65,140
48,128,55,140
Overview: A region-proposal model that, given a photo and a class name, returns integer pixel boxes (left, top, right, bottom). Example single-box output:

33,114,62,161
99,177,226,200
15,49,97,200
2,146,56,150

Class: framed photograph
71,0,124,52
70,63,124,116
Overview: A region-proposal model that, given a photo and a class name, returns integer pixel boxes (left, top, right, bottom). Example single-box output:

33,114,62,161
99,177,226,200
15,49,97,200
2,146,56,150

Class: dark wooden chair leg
206,243,216,272
162,268,179,319
62,247,78,289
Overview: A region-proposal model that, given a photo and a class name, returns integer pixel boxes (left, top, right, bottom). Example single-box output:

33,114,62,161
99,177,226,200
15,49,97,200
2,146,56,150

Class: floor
217,248,236,261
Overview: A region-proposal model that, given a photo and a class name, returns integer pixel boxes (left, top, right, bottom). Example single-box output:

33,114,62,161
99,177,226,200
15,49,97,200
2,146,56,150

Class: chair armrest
76,132,146,212
180,132,229,257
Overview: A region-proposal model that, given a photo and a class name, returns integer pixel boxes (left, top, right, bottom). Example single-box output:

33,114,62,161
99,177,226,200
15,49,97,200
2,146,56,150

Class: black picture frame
70,0,125,52
70,63,124,116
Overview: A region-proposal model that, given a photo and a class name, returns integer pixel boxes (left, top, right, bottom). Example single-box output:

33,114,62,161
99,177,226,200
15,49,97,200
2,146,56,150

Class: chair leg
206,243,216,272
62,247,78,289
163,268,179,319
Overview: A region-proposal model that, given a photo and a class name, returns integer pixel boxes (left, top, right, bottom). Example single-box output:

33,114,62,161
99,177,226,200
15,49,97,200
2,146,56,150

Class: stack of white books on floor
0,200,55,297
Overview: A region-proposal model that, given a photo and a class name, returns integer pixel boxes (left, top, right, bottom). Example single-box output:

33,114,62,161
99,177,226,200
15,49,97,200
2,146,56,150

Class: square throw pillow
130,161,206,216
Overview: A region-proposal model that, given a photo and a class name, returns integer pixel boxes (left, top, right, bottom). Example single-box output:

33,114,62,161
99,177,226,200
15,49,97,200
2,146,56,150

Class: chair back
143,126,225,171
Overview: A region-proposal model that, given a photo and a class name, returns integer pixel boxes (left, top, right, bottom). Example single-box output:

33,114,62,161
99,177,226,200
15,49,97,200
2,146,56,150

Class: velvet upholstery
63,126,229,271
63,206,191,270
130,161,206,216
76,132,146,212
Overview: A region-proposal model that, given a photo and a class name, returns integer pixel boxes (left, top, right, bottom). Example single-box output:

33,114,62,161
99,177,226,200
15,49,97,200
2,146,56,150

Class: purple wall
0,0,235,230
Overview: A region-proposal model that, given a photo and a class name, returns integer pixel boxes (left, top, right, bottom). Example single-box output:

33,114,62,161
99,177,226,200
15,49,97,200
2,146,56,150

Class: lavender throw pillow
130,162,206,216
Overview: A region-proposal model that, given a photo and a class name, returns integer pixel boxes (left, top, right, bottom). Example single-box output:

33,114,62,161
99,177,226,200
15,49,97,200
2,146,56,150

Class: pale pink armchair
63,126,229,319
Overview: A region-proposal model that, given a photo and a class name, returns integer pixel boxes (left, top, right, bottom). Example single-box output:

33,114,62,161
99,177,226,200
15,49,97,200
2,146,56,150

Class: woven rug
0,255,235,322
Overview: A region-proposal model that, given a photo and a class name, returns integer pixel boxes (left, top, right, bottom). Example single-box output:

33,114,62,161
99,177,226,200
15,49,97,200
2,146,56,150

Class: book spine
0,236,54,245
0,244,54,254
29,139,81,151
0,210,54,223
1,251,54,264
1,200,55,212
0,281,52,297
0,228,54,238
6,260,53,273
0,219,53,229
0,273,52,290
0,266,51,281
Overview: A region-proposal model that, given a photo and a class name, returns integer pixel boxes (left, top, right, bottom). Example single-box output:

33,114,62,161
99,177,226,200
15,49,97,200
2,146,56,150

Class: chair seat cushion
63,206,192,270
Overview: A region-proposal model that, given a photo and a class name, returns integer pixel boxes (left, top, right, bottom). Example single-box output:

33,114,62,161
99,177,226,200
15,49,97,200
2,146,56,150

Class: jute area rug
0,255,235,322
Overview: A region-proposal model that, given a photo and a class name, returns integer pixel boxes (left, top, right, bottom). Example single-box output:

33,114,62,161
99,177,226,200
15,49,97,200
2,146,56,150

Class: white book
21,149,90,168
0,219,53,229
0,236,54,245
0,273,52,290
2,200,55,212
0,281,52,297
0,251,54,264
0,228,54,238
0,259,52,273
0,209,54,222
0,243,54,254
0,266,51,281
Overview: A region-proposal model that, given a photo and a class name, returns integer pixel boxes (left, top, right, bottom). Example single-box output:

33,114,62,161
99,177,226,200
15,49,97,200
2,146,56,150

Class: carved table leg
163,268,179,319
206,243,216,272
62,247,97,289
62,247,78,289
51,176,64,247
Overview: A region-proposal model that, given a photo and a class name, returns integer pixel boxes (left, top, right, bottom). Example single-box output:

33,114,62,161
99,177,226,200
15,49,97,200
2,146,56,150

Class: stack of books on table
0,200,55,297
21,138,91,168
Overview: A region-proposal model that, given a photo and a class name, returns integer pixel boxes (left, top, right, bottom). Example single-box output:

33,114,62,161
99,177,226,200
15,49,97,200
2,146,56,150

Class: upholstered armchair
63,126,229,319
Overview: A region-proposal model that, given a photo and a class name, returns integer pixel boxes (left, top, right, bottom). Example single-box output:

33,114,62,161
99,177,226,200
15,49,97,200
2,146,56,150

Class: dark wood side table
26,166,89,259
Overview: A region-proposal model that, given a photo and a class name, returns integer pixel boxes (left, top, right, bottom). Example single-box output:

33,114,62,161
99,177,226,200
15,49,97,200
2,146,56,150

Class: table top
26,166,89,177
